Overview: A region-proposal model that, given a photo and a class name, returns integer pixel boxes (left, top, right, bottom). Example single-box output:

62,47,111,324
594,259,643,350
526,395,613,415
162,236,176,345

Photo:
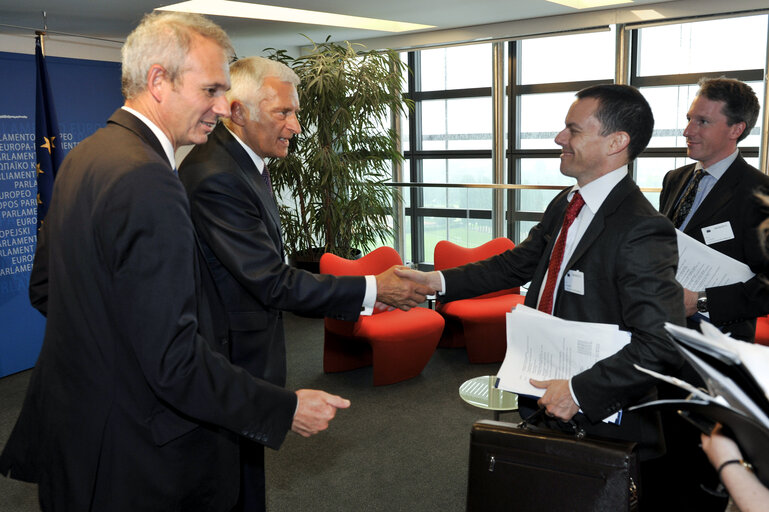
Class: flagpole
36,30,45,56
36,10,47,55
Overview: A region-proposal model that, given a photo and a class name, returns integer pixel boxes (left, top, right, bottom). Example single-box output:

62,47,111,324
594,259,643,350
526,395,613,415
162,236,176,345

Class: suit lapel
684,156,745,235
108,108,172,168
564,174,634,270
525,189,570,304
213,125,284,242
661,164,696,218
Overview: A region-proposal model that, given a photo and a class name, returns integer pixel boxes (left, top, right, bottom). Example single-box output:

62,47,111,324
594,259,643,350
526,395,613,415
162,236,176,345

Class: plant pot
289,247,326,274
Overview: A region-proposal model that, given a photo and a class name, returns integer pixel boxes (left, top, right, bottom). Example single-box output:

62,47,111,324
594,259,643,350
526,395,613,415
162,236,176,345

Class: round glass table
459,375,518,421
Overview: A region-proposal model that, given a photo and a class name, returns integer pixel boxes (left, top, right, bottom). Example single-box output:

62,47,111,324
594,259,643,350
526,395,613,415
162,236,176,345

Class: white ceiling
0,0,681,55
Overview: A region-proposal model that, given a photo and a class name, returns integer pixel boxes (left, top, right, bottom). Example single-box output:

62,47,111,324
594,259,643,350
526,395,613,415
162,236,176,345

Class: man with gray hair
0,13,348,511
179,56,432,511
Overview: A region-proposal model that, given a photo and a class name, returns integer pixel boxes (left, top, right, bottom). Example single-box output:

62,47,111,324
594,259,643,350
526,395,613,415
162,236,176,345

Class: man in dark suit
178,56,432,511
659,77,769,342
398,84,685,502
0,13,349,512
653,77,769,510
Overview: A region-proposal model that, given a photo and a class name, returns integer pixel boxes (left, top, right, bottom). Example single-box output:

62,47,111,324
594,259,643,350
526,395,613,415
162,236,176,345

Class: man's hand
375,265,437,311
291,389,350,438
393,267,443,292
530,378,579,421
684,288,699,317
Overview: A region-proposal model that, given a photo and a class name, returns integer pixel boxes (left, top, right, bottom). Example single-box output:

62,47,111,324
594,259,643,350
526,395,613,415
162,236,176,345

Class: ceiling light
545,0,633,8
156,0,435,32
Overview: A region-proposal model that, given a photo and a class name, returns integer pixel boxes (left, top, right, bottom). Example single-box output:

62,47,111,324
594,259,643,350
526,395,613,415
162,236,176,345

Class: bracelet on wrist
717,459,753,478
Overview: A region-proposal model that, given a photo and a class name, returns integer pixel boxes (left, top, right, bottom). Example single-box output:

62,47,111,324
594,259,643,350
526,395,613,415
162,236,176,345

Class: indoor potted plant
267,39,412,271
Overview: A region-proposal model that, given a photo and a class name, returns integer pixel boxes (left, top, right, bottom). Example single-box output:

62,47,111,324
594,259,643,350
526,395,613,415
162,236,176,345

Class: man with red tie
398,84,685,503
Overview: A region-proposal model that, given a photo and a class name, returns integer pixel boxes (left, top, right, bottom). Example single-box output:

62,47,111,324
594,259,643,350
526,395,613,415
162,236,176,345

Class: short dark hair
576,84,654,161
697,77,759,143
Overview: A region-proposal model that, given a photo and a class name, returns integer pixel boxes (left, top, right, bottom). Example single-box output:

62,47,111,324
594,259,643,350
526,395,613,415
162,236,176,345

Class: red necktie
538,191,586,314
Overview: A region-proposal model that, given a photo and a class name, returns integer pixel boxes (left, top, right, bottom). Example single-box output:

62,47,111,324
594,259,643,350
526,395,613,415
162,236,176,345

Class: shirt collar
693,148,738,180
567,165,628,215
121,106,176,170
225,125,266,174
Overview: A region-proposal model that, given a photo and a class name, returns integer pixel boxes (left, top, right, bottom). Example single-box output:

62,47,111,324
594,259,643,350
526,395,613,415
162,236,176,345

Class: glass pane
400,109,410,153
637,16,769,77
423,159,493,210
421,185,493,211
643,82,764,149
517,158,573,212
421,97,492,150
403,210,412,264
420,44,492,91
634,157,693,208
515,221,539,247
422,217,493,264
519,92,577,149
520,27,614,85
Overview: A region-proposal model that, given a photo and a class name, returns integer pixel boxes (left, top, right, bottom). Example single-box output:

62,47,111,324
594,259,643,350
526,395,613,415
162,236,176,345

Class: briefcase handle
519,407,587,440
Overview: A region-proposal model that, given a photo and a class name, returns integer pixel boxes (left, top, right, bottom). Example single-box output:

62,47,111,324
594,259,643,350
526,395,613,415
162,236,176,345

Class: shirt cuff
438,271,446,296
360,274,377,316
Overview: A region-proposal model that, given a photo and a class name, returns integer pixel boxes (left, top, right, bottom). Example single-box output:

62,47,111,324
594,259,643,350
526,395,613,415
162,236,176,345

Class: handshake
374,265,443,311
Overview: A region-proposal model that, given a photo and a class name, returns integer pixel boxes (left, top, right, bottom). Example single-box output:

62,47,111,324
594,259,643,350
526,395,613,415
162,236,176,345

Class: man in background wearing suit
0,13,349,512
398,84,685,505
653,77,769,510
178,56,433,512
659,77,769,342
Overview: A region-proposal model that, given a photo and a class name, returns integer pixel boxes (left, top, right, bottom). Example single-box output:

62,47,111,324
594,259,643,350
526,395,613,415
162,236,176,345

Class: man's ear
728,121,747,142
229,100,248,127
146,64,167,103
608,131,630,156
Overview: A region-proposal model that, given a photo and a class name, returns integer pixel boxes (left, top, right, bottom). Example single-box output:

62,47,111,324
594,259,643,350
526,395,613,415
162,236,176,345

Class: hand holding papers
496,305,630,401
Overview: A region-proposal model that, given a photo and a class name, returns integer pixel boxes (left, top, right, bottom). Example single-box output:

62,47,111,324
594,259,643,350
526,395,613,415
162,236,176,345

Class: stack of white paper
496,305,630,398
651,321,769,431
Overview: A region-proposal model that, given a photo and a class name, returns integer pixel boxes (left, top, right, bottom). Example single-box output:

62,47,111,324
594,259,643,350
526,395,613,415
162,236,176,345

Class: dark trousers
234,441,266,512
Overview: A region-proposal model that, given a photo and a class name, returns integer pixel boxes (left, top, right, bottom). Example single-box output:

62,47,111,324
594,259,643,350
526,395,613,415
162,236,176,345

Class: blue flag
35,34,64,230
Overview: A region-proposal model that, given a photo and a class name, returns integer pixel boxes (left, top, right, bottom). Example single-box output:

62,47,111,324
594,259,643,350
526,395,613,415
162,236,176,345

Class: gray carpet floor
0,312,518,511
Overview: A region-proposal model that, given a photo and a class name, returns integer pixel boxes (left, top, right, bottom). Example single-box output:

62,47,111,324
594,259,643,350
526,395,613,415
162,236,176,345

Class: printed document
496,305,630,398
675,230,754,291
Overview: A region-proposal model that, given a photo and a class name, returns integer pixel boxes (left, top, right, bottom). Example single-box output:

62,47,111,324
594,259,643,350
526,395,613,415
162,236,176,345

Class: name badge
701,221,734,245
564,269,585,296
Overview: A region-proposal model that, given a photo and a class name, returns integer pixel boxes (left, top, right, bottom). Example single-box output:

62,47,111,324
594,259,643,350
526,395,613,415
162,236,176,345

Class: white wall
0,33,122,61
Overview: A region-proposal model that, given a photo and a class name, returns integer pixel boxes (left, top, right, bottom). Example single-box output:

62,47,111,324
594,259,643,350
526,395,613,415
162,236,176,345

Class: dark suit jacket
443,174,685,455
178,124,365,385
659,155,769,341
0,109,296,512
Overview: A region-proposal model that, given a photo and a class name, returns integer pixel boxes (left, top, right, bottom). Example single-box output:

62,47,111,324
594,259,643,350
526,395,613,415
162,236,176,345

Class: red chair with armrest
433,238,525,363
754,315,769,346
319,246,445,385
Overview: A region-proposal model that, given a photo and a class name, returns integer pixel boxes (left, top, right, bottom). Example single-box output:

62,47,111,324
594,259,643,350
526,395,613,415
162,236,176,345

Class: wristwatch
696,291,708,313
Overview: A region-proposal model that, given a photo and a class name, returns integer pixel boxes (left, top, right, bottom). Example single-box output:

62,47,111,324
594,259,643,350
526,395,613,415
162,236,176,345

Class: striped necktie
672,168,706,228
261,164,273,196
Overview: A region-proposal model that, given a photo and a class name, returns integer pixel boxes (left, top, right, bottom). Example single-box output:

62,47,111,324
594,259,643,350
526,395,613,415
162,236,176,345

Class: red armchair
433,238,525,363
755,315,769,346
319,246,445,385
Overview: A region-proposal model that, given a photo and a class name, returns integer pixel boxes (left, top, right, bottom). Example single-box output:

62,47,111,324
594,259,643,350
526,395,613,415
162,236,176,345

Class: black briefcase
467,416,638,511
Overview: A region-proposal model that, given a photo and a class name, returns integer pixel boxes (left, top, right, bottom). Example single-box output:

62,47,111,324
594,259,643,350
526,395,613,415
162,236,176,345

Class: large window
403,43,494,265
398,14,769,268
632,15,767,204
508,28,616,243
